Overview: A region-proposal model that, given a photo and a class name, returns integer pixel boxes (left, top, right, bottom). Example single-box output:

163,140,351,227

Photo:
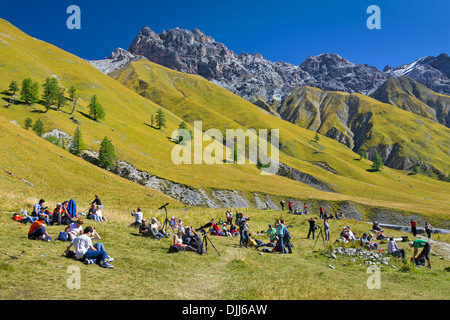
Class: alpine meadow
0,11,449,303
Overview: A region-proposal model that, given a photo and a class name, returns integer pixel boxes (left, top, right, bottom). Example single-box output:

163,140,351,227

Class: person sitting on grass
229,223,238,236
147,217,164,239
169,216,178,232
265,224,277,247
96,206,108,222
64,226,113,269
28,215,52,241
129,207,143,228
64,218,84,242
388,238,405,259
376,229,387,240
52,203,63,225
37,207,52,225
139,219,151,235
366,234,378,250
87,204,100,222
210,219,223,236
361,233,378,250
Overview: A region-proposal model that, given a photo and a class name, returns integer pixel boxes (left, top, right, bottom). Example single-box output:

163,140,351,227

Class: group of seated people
87,203,108,222
209,218,239,237
128,207,169,239
13,199,75,227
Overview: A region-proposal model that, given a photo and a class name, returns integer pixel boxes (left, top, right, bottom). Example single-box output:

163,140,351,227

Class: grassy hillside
0,114,178,214
370,76,450,127
0,18,449,224
1,206,449,300
109,58,450,221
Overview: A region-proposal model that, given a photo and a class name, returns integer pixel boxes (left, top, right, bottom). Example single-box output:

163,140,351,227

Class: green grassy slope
370,76,450,127
109,58,450,219
1,207,449,300
0,18,449,222
0,114,178,214
275,85,450,177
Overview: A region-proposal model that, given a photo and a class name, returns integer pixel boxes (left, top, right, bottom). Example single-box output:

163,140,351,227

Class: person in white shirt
129,207,143,228
64,218,84,241
65,226,113,268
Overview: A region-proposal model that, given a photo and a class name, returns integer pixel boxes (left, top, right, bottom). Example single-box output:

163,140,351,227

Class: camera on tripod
195,222,212,233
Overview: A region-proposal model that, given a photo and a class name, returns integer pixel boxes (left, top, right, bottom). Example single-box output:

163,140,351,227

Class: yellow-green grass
0,206,449,300
0,115,179,214
279,86,450,178
0,18,449,224
110,58,450,220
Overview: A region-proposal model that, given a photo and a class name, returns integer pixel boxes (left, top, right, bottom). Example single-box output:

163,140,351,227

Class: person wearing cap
409,239,431,268
65,218,84,241
139,219,151,235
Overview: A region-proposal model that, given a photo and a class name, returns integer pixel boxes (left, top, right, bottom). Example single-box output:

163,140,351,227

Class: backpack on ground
58,231,68,242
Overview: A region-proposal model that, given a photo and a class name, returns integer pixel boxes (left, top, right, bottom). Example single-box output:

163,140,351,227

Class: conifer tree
98,136,116,170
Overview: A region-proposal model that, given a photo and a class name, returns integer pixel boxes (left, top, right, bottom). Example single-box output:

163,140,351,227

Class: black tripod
198,230,221,256
158,203,170,234
313,226,326,248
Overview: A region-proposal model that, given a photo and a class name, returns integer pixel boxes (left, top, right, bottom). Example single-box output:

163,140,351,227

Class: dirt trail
417,235,450,261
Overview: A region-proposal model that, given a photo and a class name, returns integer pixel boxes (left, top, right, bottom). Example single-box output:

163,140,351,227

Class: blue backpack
58,231,68,242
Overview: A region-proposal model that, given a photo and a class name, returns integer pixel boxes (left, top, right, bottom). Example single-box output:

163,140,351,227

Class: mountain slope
109,58,450,220
0,18,449,222
126,26,389,104
384,54,450,96
370,76,450,128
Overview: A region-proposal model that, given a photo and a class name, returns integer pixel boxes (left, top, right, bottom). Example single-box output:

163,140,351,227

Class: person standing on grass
275,220,285,253
288,201,293,214
307,217,316,240
424,221,432,239
281,219,292,254
410,219,418,237
324,219,330,241
280,200,285,211
65,226,114,268
235,212,250,248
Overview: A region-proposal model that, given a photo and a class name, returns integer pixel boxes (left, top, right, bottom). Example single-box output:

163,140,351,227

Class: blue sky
1,0,449,69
